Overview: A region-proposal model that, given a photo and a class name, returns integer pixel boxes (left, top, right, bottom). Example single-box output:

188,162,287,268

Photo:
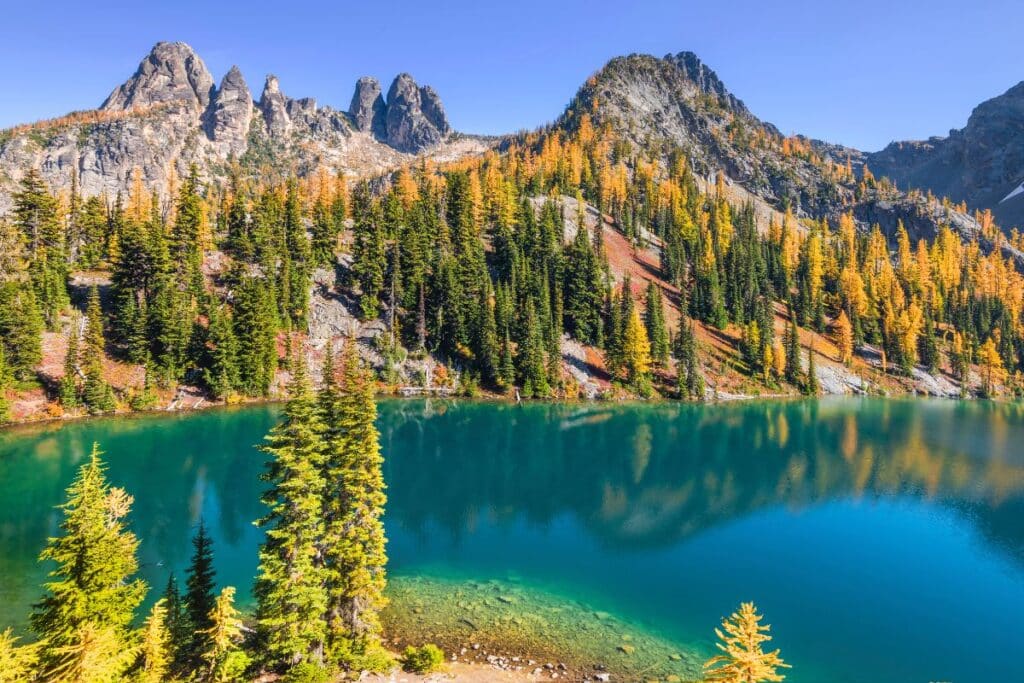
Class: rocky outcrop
348,73,451,152
101,41,213,111
205,66,252,156
558,51,1018,260
384,73,450,153
666,51,747,114
868,81,1024,230
349,76,386,136
419,85,451,136
258,75,291,138
0,42,482,215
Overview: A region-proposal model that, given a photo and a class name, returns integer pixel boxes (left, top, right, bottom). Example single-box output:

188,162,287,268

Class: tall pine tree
255,351,329,668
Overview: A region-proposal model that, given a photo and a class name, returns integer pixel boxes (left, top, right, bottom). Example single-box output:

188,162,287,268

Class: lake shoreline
380,575,705,683
2,378,986,431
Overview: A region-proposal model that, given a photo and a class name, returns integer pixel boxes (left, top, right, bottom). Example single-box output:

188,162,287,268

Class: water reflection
1,398,1024,628
379,399,1024,560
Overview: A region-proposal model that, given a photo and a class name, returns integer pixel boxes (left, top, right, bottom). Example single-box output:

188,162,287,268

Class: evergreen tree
82,287,115,414
162,574,190,675
350,182,386,320
311,190,341,268
76,196,109,270
784,315,802,385
13,169,68,328
806,342,820,395
676,316,704,400
200,587,250,683
563,217,603,344
234,273,278,397
185,520,217,670
283,179,312,328
0,277,44,380
474,282,500,385
516,300,549,398
202,301,240,399
59,317,80,409
320,342,389,657
136,599,171,683
171,164,204,280
256,352,329,667
31,444,147,678
644,281,670,367
918,311,939,373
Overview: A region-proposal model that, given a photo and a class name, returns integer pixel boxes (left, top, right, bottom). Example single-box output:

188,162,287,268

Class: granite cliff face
204,65,252,156
868,81,1024,230
0,41,473,211
383,73,451,152
349,76,386,136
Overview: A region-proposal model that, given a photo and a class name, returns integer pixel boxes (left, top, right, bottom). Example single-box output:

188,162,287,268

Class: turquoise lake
1,398,1022,682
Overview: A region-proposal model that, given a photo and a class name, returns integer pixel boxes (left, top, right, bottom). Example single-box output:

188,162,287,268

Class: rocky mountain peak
259,74,291,137
349,76,386,135
666,51,747,113
419,84,451,135
868,78,1024,229
101,41,214,111
384,73,449,153
205,65,253,156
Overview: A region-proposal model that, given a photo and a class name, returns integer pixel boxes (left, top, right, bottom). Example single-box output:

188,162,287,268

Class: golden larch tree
835,310,854,365
704,602,790,683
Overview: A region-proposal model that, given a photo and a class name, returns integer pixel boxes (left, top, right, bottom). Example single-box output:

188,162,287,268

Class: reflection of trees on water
2,398,1024,625
0,407,274,624
379,399,1024,563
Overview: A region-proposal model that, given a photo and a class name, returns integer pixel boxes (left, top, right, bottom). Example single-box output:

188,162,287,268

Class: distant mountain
868,81,1024,230
558,51,1013,258
1,42,1020,253
0,42,486,212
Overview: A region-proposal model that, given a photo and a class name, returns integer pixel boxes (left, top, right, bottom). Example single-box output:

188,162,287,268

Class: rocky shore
381,576,704,683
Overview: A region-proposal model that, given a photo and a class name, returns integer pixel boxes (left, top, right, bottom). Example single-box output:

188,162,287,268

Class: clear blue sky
1,0,1021,151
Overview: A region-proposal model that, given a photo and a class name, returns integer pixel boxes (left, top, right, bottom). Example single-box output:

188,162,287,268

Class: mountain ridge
1,41,1022,248
867,78,1024,230
0,41,484,213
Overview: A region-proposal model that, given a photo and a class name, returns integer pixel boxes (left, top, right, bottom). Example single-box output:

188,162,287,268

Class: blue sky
1,0,1021,151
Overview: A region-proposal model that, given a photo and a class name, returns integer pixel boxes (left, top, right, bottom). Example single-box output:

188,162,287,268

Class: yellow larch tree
835,309,854,365
622,307,652,385
704,602,790,683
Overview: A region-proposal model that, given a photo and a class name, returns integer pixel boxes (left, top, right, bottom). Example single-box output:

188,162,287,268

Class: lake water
1,399,1022,683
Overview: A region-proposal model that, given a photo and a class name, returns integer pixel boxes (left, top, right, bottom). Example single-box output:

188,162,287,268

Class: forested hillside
3,49,1024,423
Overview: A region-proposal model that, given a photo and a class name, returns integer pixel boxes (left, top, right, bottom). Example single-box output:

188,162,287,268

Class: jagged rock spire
259,74,291,137
384,73,449,153
206,65,253,155
349,76,386,136
101,41,214,111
